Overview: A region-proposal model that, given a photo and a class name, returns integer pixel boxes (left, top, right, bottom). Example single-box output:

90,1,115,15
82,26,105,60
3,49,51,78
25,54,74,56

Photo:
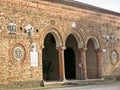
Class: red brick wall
0,0,120,85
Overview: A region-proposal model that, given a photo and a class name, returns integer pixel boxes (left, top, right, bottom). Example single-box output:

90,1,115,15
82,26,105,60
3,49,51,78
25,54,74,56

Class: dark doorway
64,47,76,79
42,33,59,81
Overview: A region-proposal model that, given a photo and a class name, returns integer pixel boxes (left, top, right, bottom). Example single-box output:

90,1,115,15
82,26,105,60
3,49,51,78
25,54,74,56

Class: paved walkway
46,82,120,90
4,81,120,90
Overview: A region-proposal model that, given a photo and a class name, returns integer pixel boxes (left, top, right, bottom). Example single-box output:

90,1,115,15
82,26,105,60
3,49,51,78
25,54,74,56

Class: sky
74,0,120,13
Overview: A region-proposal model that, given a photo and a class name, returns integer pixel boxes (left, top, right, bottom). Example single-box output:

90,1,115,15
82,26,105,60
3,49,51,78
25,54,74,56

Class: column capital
78,48,87,51
40,45,44,50
56,46,66,50
95,48,102,52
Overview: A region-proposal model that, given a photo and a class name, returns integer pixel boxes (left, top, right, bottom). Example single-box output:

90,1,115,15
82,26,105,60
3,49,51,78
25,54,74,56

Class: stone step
63,79,106,85
43,79,113,88
43,81,64,87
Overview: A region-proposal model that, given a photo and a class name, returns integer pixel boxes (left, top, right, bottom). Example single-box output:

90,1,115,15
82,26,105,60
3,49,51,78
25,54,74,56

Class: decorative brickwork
0,0,120,88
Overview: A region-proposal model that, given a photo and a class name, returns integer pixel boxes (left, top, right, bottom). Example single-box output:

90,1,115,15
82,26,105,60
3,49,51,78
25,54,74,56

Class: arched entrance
64,34,81,80
42,33,59,81
86,39,98,79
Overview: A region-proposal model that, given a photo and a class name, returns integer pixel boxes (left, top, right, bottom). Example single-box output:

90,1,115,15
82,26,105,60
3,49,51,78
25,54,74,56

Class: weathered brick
0,0,120,87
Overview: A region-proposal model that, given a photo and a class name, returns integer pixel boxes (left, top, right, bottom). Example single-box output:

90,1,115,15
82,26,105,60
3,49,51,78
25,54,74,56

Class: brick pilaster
96,49,102,78
79,48,87,80
57,46,66,81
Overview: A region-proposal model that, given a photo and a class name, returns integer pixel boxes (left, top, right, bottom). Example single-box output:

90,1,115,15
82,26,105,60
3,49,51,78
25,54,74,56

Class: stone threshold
43,78,110,87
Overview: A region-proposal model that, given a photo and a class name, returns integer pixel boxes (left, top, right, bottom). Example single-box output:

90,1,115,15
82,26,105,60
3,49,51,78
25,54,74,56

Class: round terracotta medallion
12,44,26,62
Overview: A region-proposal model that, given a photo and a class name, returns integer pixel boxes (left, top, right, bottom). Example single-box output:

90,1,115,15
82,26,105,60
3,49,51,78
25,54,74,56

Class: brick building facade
0,0,120,88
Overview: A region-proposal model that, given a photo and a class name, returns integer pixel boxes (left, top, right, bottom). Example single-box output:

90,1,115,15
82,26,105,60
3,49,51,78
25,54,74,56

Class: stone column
96,49,102,78
57,46,66,81
79,48,87,80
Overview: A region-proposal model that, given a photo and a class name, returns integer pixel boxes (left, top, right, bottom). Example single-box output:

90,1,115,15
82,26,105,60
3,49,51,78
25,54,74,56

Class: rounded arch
64,30,84,48
85,33,101,49
40,26,63,48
